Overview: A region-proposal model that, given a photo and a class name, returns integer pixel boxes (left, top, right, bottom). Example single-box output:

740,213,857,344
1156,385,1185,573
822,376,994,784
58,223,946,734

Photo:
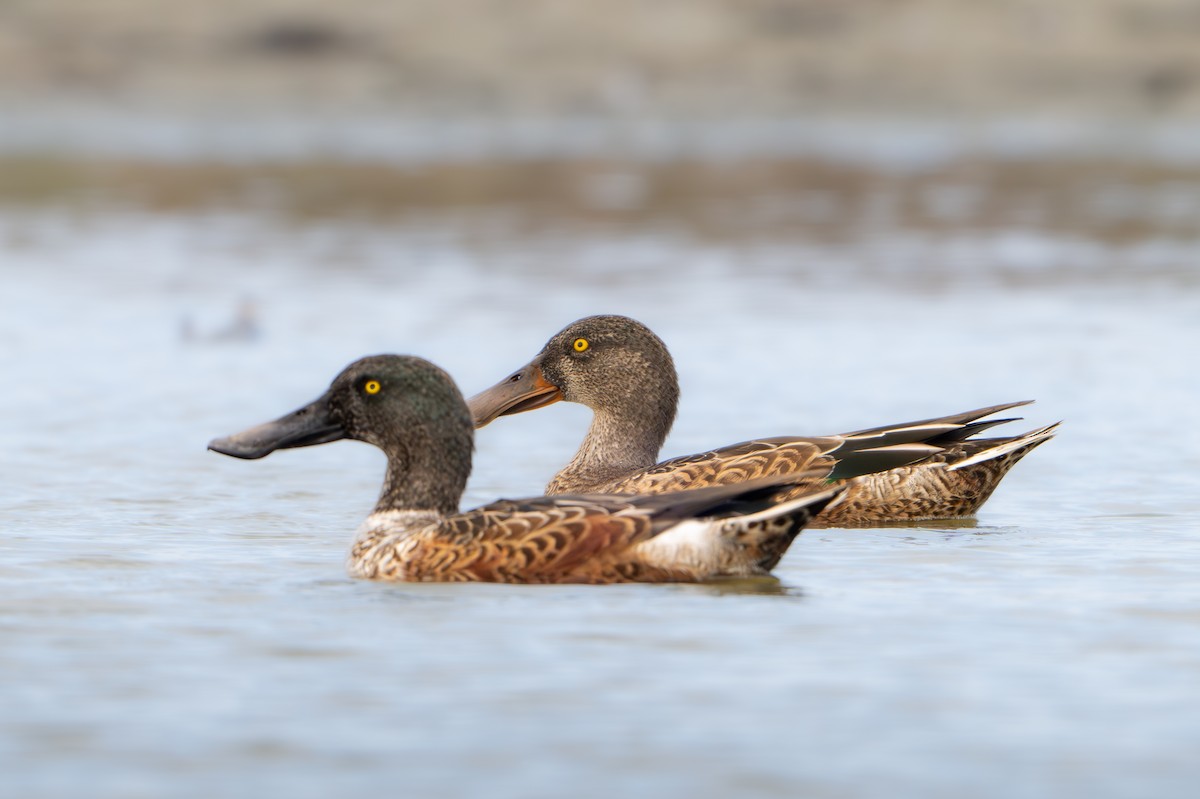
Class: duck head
209,354,473,514
467,315,680,433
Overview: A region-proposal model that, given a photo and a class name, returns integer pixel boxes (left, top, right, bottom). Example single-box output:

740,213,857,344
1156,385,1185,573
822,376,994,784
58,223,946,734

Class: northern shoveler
208,354,846,583
468,315,1058,526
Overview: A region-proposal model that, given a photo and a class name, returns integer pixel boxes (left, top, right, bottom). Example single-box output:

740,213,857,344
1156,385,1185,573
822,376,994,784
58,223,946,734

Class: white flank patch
634,485,845,567
634,519,722,566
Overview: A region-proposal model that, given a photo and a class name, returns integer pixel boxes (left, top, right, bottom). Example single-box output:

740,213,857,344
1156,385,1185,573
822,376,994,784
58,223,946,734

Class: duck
207,354,849,583
467,315,1059,527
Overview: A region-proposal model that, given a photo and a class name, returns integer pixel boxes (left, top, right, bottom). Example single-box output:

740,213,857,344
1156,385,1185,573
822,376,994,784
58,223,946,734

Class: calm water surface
2,209,1198,799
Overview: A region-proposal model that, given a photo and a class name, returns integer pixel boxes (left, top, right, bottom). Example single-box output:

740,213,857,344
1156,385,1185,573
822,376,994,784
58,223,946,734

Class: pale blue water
1,209,1198,799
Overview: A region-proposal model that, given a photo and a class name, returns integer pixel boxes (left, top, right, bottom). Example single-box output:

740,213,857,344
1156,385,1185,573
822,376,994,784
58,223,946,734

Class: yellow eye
364,379,381,395
573,338,589,352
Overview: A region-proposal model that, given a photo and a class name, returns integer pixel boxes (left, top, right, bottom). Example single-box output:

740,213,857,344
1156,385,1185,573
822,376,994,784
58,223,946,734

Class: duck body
468,315,1058,527
561,412,1058,528
348,482,841,583
209,354,843,583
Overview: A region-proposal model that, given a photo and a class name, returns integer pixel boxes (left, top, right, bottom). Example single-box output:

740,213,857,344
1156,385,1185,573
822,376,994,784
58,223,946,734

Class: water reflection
689,576,796,597
859,517,981,530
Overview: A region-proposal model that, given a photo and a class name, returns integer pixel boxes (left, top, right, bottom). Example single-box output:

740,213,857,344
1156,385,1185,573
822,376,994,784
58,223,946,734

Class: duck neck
374,424,472,517
548,398,675,494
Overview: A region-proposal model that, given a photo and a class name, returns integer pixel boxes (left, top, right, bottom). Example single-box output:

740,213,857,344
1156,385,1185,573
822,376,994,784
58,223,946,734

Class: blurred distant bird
181,299,261,344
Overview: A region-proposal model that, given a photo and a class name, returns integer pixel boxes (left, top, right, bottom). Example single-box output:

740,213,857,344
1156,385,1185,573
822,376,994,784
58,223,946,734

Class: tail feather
930,416,1022,444
719,483,847,572
830,401,1044,480
947,422,1061,471
828,442,944,480
843,400,1034,438
630,481,844,577
726,483,847,527
842,422,965,448
624,469,834,523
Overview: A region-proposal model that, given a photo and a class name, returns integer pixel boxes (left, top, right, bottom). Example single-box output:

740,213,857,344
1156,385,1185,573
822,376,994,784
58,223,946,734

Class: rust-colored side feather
350,476,842,583
364,498,674,583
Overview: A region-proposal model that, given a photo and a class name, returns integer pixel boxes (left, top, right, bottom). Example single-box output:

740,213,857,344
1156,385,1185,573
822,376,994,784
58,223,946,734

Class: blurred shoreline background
3,0,1200,293
2,1,1200,224
5,1,1200,142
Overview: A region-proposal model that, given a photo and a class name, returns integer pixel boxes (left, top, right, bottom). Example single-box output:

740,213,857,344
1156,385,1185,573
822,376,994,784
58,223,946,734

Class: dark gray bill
208,392,345,459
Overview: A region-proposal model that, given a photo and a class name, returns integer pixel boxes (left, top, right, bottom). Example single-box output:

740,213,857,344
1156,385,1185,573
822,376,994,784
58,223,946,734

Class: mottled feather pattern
569,438,838,495
737,514,805,572
213,353,849,584
344,481,844,583
348,497,717,583
807,425,1059,526
544,396,1055,526
467,317,1056,526
548,420,1057,527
